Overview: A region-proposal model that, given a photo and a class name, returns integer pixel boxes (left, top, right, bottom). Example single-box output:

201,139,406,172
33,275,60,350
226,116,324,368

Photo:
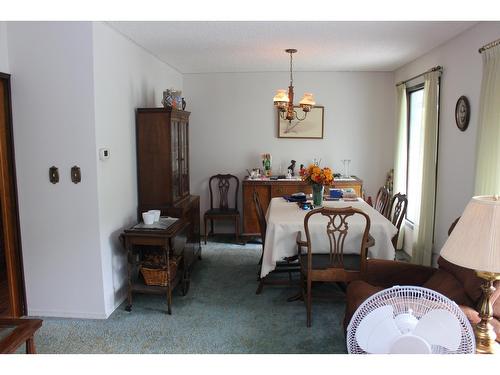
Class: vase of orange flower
300,164,334,207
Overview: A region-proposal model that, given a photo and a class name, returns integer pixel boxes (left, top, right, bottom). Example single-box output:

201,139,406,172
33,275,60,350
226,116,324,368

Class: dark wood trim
0,73,26,317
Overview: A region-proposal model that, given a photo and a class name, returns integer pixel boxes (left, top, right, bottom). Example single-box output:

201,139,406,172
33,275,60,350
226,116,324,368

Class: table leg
26,336,36,354
126,247,133,312
167,285,172,315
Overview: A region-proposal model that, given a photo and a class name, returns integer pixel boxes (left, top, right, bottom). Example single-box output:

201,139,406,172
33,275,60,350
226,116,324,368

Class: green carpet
32,238,348,353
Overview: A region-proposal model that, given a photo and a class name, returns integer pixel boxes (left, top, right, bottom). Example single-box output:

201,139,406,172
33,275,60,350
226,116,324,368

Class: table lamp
440,195,500,354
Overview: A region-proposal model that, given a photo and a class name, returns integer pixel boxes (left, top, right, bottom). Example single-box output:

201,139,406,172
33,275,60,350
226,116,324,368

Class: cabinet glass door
171,120,180,201
180,121,189,197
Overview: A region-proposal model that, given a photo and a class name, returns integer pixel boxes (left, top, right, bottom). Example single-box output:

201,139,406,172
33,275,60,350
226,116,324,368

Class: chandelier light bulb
299,93,316,112
273,49,315,122
273,89,290,111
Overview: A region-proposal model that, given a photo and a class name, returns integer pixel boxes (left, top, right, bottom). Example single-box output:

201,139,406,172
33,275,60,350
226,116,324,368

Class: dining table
261,197,398,278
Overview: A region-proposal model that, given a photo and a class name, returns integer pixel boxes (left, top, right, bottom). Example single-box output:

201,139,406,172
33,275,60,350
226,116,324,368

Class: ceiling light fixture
273,49,315,122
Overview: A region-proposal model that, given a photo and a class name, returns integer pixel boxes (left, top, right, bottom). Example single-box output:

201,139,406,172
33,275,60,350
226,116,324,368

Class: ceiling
108,21,477,74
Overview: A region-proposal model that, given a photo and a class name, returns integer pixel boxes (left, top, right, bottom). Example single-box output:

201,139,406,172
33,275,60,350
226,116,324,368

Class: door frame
0,72,26,317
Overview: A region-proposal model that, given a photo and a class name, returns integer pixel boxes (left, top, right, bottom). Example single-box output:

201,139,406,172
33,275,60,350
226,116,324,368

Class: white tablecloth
261,197,398,277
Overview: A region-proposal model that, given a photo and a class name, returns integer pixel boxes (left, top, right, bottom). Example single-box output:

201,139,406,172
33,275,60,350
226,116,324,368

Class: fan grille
346,286,476,354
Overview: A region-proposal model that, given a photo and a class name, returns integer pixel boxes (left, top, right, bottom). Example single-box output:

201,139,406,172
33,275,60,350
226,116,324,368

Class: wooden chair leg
204,216,208,244
306,277,312,327
26,337,36,354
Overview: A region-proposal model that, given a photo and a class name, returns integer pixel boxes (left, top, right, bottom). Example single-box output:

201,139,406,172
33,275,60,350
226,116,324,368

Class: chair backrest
253,191,267,246
208,174,239,210
303,207,371,273
387,193,408,248
374,186,390,216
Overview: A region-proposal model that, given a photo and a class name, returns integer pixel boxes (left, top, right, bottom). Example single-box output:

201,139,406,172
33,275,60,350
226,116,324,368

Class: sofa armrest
363,259,437,288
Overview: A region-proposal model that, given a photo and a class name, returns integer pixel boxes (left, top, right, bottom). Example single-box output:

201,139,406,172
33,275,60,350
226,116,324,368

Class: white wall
0,22,8,72
7,22,105,318
395,22,500,259
184,71,395,230
92,22,183,315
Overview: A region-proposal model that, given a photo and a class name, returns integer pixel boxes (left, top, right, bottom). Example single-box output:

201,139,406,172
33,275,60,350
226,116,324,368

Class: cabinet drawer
270,184,311,198
332,182,362,197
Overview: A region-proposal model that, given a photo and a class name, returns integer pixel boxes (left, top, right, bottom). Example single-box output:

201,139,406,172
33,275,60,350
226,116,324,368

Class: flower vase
312,184,324,207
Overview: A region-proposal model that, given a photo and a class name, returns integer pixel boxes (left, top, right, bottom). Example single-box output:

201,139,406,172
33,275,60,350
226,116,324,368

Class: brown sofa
344,256,500,341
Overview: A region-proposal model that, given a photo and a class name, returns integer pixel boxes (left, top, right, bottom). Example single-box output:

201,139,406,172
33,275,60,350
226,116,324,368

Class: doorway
0,72,25,317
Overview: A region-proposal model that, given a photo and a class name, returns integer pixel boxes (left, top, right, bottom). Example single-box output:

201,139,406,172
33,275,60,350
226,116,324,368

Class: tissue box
329,189,343,199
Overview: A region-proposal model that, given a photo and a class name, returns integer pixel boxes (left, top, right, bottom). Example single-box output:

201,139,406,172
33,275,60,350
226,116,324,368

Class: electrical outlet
99,148,110,161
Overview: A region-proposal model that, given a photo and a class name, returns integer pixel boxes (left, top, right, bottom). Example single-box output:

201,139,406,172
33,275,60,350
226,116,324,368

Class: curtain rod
478,38,500,53
395,65,443,86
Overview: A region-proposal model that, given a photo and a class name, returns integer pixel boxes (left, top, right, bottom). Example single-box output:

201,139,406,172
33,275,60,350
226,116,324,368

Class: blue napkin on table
282,194,307,203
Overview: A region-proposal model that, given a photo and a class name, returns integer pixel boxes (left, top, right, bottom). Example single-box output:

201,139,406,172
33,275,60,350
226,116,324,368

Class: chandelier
273,48,315,122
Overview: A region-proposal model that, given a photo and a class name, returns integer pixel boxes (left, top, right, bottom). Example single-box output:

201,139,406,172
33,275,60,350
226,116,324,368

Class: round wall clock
455,96,470,131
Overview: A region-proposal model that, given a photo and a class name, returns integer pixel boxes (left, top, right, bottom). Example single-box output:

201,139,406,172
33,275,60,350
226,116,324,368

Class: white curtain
412,71,440,266
475,44,500,195
394,84,408,195
393,83,407,249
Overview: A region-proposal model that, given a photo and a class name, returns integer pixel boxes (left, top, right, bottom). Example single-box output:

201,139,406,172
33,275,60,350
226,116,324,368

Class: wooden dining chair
297,206,371,327
386,193,408,249
204,174,240,244
374,186,390,217
254,191,300,294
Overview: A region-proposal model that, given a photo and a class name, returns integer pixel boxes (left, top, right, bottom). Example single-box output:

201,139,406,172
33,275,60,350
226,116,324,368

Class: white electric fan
346,286,476,354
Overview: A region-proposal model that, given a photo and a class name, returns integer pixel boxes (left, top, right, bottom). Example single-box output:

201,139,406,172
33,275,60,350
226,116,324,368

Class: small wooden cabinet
242,176,363,236
121,219,190,314
135,107,201,270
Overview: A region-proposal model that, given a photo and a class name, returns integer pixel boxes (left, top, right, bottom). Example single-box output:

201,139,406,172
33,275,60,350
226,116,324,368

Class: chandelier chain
289,51,293,86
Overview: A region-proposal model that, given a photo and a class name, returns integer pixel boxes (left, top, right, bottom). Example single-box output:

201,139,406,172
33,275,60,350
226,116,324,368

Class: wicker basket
140,257,178,287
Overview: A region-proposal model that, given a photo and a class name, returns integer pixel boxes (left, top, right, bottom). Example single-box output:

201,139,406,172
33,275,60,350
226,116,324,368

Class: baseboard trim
27,309,108,320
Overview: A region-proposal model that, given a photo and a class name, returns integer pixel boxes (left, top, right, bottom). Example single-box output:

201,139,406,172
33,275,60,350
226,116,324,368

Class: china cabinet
135,107,201,268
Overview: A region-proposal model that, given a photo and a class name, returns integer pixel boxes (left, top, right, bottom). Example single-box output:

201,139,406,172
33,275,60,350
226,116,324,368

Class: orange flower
301,164,334,186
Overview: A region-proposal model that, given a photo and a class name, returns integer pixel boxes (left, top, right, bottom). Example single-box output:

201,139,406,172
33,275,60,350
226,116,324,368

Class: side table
121,218,191,315
0,318,43,354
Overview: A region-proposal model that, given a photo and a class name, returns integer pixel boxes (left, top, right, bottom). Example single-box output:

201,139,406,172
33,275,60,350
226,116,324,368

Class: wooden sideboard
242,176,363,236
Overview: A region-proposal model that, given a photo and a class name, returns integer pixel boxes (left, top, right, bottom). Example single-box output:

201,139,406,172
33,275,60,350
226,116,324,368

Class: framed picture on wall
277,105,324,139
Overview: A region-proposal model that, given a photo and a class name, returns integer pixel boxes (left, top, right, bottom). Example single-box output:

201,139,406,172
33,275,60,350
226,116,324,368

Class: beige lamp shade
440,195,500,273
299,93,316,106
273,89,289,104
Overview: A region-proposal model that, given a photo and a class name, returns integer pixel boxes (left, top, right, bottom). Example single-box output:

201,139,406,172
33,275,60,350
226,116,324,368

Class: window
406,85,424,224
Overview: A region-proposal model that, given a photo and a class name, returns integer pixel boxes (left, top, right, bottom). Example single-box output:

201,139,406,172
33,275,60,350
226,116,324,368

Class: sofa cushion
439,256,500,319
438,257,483,303
363,259,437,288
343,280,384,332
423,269,474,307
